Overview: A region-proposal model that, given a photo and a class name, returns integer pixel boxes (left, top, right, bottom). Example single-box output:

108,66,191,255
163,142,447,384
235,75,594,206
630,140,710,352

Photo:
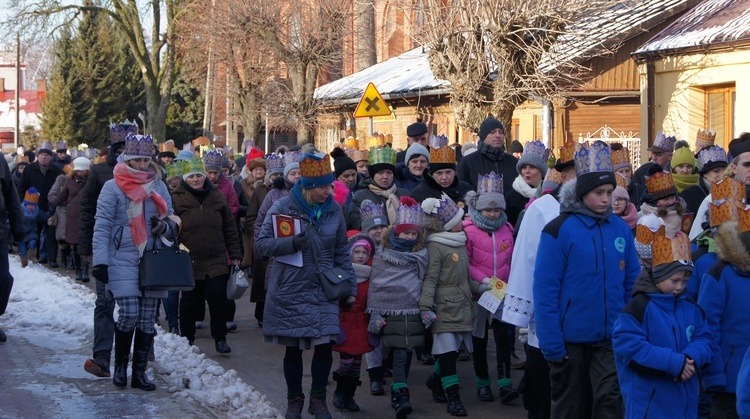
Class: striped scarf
113,163,168,256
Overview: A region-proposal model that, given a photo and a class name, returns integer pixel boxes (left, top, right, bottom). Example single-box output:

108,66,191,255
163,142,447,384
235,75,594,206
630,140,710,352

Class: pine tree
40,28,78,143
166,69,204,148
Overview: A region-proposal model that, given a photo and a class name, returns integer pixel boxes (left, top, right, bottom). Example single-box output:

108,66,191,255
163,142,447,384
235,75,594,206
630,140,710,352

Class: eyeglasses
613,198,628,204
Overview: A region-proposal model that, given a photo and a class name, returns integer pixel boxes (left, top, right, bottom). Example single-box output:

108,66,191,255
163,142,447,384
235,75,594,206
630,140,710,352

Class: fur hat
247,156,266,172
422,193,464,231
360,200,388,232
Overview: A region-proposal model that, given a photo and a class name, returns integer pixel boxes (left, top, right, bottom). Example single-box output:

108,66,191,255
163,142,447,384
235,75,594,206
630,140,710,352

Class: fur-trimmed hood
715,221,750,272
380,225,425,252
558,179,584,213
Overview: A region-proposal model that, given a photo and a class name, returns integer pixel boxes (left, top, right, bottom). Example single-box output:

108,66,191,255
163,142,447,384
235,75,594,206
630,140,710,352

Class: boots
445,385,468,417
113,328,135,388
285,393,305,419
80,258,90,283
307,393,332,419
426,373,447,403
332,373,361,412
60,248,70,269
368,366,385,395
391,387,413,419
20,256,28,268
131,329,156,391
344,377,361,412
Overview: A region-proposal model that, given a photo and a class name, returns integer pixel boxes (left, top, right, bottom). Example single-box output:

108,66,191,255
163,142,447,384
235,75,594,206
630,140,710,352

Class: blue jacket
687,234,716,301
21,205,49,242
533,180,640,361
737,346,750,418
394,163,422,192
613,292,713,419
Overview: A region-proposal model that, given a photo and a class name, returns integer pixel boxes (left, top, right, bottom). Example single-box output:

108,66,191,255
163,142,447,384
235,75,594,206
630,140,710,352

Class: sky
0,255,281,418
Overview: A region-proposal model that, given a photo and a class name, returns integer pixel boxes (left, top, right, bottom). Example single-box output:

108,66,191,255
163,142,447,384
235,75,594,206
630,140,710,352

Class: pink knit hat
613,186,629,201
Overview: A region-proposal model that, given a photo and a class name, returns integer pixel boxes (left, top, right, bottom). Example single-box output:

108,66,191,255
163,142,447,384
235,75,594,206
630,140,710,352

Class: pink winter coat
216,175,240,219
462,219,514,283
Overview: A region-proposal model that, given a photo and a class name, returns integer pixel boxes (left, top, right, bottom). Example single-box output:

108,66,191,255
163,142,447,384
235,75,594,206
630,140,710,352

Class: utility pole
14,32,20,148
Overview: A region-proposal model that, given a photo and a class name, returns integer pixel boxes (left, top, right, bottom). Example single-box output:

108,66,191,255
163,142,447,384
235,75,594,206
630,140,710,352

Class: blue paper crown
266,154,284,172
575,141,613,176
110,120,138,144
283,150,303,167
697,146,728,168
397,201,423,228
55,141,67,151
39,141,54,152
430,134,449,149
360,200,387,224
123,134,154,158
477,171,503,195
422,193,461,227
653,132,677,151
84,148,97,159
243,139,254,154
203,149,223,169
523,140,550,163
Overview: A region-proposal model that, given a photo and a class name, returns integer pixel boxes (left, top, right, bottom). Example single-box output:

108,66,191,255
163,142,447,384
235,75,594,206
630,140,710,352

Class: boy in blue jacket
19,188,50,268
533,141,640,418
613,233,713,418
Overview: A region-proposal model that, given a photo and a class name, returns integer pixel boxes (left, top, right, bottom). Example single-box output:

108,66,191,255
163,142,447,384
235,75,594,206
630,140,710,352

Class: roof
634,0,750,56
314,46,449,103
0,90,45,130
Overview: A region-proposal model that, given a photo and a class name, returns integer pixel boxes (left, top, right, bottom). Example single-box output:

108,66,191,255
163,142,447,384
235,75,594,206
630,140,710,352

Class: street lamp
264,112,269,154
138,112,147,135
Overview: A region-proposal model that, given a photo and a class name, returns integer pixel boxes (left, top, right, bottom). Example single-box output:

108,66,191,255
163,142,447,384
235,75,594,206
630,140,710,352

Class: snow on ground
1,255,281,419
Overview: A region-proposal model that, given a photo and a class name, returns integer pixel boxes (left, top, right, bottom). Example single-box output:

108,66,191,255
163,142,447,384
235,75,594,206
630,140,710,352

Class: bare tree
415,0,633,141
4,0,187,142
357,0,376,71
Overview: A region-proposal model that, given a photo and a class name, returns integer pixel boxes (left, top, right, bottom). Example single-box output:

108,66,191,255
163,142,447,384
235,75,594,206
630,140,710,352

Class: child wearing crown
638,164,687,238
367,196,429,418
613,233,713,419
462,172,518,404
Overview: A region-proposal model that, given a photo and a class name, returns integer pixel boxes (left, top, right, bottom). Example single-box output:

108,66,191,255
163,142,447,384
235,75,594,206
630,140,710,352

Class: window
704,84,736,149
511,119,520,142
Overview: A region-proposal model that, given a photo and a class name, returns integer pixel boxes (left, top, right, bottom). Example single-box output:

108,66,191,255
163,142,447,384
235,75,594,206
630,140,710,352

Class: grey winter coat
92,176,174,299
47,174,68,241
255,194,356,340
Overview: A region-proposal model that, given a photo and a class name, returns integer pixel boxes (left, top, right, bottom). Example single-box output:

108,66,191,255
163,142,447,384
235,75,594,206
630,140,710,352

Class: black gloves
150,216,167,236
92,265,109,284
292,230,310,251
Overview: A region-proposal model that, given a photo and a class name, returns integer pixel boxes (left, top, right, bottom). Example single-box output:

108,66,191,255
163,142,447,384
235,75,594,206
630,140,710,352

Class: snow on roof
314,46,449,103
634,0,750,55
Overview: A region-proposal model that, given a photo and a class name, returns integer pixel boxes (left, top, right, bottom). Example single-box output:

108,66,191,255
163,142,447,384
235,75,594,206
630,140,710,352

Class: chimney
0,78,4,92
36,79,47,93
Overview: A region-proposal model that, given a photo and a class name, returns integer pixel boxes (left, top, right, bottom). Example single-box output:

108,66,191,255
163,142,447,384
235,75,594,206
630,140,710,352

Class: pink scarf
114,163,168,255
620,203,638,229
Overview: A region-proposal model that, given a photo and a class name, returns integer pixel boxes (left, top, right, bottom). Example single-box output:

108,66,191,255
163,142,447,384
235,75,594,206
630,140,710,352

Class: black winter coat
1,153,24,242
409,171,472,208
456,147,518,195
681,178,710,215
77,148,117,255
17,161,63,212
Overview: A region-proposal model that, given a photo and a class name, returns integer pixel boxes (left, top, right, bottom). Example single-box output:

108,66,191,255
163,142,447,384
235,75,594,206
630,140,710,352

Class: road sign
354,83,392,118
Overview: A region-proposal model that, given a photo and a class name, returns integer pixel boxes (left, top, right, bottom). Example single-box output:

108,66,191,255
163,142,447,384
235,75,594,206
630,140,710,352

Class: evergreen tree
40,28,78,144
166,69,204,148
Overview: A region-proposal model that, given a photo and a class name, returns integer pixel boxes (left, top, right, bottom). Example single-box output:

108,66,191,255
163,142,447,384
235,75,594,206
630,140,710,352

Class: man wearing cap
18,141,64,266
632,132,676,198
52,141,71,172
396,122,430,164
456,117,519,195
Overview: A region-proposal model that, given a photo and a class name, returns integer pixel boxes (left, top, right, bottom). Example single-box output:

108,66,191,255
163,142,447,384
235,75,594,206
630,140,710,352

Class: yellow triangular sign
354,83,392,118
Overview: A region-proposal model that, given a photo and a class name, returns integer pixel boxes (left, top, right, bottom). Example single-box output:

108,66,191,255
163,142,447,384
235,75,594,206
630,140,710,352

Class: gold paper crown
645,171,677,199
611,146,630,167
347,149,369,163
616,173,628,189
711,177,746,204
544,168,563,186
430,146,455,164
636,223,666,246
299,153,333,178
709,200,745,227
696,129,717,148
15,155,29,164
559,140,578,163
652,233,692,267
368,135,386,149
741,208,750,233
192,136,210,147
160,140,175,153
344,136,359,149
385,134,393,145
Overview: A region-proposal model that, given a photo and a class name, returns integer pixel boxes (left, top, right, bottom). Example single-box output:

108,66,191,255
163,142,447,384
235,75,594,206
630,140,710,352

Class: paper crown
165,161,185,178
574,141,613,175
559,139,578,163
55,141,67,151
430,146,455,164
39,141,54,152
396,198,424,229
696,129,717,148
709,178,746,227
203,149,223,169
23,187,40,205
652,233,692,267
299,153,333,180
183,157,205,175
645,171,677,200
611,146,630,168
282,150,303,167
741,208,750,233
544,168,563,186
347,149,369,163
14,155,29,164
343,136,359,149
109,120,138,144
84,148,97,159
360,200,388,229
192,136,210,147
68,149,80,159
636,222,666,246
265,154,284,172
477,171,503,195
430,134,449,149
123,134,154,158
243,139,254,154
653,132,677,152
368,135,386,149
422,193,462,230
160,140,175,153
616,173,628,189
697,146,727,168
368,147,396,166
524,140,550,163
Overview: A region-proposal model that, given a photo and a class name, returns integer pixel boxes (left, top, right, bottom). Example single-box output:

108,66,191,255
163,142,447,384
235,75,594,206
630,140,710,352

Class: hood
558,179,583,213
348,232,377,266
632,268,662,296
715,221,750,273
422,170,458,192
108,141,125,166
272,176,294,190
380,225,425,252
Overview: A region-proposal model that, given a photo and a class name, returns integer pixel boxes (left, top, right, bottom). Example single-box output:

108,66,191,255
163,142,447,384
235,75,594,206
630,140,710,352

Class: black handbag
139,234,195,291
310,227,351,301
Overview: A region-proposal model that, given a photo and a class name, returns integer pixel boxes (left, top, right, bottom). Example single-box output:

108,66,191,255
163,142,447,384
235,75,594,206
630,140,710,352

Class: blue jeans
18,239,37,258
162,290,179,329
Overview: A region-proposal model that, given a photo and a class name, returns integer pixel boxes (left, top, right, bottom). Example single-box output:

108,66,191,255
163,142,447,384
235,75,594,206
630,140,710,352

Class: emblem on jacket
614,237,626,253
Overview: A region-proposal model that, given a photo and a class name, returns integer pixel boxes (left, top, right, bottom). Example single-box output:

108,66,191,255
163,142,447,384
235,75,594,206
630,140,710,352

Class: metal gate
578,125,642,168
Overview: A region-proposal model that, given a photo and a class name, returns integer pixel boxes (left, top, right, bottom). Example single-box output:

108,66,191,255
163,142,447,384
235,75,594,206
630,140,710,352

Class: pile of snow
1,256,280,418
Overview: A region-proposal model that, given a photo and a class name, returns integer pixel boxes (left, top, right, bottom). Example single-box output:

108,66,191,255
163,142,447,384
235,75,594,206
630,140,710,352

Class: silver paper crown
697,146,728,168
110,120,138,144
84,148,97,159
653,132,677,151
360,200,387,225
68,149,80,159
203,149,223,168
430,134,449,149
575,140,613,175
39,141,54,152
422,193,461,227
523,140,550,163
266,154,284,171
477,171,503,195
123,134,154,158
283,150,303,166
55,141,67,151
396,200,423,228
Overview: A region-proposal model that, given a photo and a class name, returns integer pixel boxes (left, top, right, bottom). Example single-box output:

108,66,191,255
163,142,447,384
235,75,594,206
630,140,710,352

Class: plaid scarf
113,163,168,256
478,140,505,162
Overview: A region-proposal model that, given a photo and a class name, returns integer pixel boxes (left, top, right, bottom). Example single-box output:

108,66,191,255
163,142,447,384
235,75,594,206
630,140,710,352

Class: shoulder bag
139,234,195,291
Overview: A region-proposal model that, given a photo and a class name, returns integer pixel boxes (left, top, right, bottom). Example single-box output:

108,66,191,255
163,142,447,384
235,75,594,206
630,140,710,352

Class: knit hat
510,140,523,154
245,147,264,166
613,186,629,201
283,150,304,177
554,140,578,171
368,147,396,177
407,122,428,138
203,149,223,171
265,154,284,175
648,132,677,153
182,157,206,181
72,157,91,171
635,214,666,260
22,187,40,206
478,118,503,142
697,146,728,174
298,152,334,189
349,238,372,260
56,141,68,153
651,233,693,283
645,164,678,201
473,171,505,210
176,149,194,160
122,134,154,161
671,146,696,170
360,200,388,232
38,141,54,156
405,143,430,164
331,147,357,178
574,141,616,200
516,140,549,177
422,193,464,231
395,196,423,235
610,143,631,171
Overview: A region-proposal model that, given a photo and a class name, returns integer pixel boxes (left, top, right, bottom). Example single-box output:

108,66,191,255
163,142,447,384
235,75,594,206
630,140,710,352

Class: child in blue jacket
19,188,50,267
613,233,713,418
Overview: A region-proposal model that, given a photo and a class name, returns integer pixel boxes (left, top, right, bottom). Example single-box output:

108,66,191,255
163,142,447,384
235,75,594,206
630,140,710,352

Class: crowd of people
0,118,749,419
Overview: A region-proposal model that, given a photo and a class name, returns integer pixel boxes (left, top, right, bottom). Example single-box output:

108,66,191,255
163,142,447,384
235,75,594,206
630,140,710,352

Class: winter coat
254,177,293,242
240,176,264,267
505,180,540,227
533,179,641,361
737,347,750,418
215,175,240,219
255,194,356,340
91,176,174,299
47,174,68,241
348,178,409,231
0,155,24,242
456,145,518,194
51,154,71,172
419,232,476,334
628,181,645,212
462,219,514,283
22,205,49,242
394,163,423,192
687,239,717,301
680,178,710,216
77,147,117,255
698,221,750,393
17,161,64,212
409,171,472,208
613,292,713,419
632,161,654,202
49,171,88,245
170,180,242,281
233,177,248,219
334,233,376,356
247,178,272,302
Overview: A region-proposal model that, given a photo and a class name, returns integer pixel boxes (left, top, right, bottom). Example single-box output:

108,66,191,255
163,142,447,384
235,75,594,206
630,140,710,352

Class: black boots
79,258,90,283
60,248,70,269
391,387,413,419
426,373,447,403
445,385,468,416
332,373,361,412
368,366,385,395
113,328,134,387
131,329,156,391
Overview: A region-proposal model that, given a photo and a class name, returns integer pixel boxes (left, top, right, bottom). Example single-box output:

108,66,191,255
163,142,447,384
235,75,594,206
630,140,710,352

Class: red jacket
462,219,514,283
216,175,240,219
334,233,376,355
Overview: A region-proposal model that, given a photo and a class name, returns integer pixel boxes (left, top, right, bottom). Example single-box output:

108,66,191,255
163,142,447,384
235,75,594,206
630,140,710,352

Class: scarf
389,229,418,252
353,263,372,284
368,246,428,315
113,163,168,256
367,183,400,224
469,207,508,232
291,182,333,230
477,141,505,162
512,175,541,199
673,173,699,193
426,230,467,247
619,203,638,229
184,179,212,203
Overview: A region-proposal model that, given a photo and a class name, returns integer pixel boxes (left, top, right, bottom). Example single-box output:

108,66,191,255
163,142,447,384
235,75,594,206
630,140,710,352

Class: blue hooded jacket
737,346,750,418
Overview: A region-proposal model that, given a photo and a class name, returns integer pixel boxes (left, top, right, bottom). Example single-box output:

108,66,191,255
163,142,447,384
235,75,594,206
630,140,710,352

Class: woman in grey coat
92,134,177,392
256,152,356,419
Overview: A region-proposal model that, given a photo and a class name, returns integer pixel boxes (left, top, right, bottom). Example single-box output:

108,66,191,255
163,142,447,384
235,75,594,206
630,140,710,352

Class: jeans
92,279,116,364
162,290,179,329
18,239,37,257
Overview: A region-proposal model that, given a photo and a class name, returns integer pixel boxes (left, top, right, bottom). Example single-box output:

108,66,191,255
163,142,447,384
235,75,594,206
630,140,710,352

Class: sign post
354,83,392,136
